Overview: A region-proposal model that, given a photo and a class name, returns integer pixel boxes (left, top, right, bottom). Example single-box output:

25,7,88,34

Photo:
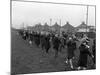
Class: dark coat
53,37,61,51
67,40,76,59
92,39,96,64
34,33,40,46
78,43,92,67
44,36,51,53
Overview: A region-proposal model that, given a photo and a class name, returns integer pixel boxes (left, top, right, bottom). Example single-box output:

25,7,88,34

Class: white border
0,0,99,75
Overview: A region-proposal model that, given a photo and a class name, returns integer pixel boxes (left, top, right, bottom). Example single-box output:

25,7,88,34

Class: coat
78,43,92,67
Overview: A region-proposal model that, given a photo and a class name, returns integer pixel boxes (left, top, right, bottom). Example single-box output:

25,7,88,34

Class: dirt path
11,30,70,74
11,29,95,75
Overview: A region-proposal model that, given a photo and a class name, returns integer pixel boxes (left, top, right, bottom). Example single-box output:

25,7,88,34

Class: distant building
76,22,95,32
42,22,50,31
61,22,75,33
51,22,61,32
88,26,96,32
34,23,43,31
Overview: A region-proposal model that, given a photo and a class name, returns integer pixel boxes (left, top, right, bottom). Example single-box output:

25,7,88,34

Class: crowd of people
17,29,96,70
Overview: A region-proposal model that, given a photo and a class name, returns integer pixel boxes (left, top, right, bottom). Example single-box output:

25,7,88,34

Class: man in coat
65,37,77,69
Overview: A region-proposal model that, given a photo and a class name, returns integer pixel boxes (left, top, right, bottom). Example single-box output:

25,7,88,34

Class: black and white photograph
11,0,96,75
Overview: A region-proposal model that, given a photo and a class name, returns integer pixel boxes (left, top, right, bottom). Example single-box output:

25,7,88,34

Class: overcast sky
12,0,95,28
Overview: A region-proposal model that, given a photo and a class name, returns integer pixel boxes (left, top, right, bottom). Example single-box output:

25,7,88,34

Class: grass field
11,29,95,75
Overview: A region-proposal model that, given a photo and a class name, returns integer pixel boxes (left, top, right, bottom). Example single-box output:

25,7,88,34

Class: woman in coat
77,40,94,70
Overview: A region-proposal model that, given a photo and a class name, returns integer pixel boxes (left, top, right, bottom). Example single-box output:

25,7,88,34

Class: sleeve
87,49,93,58
73,42,76,49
